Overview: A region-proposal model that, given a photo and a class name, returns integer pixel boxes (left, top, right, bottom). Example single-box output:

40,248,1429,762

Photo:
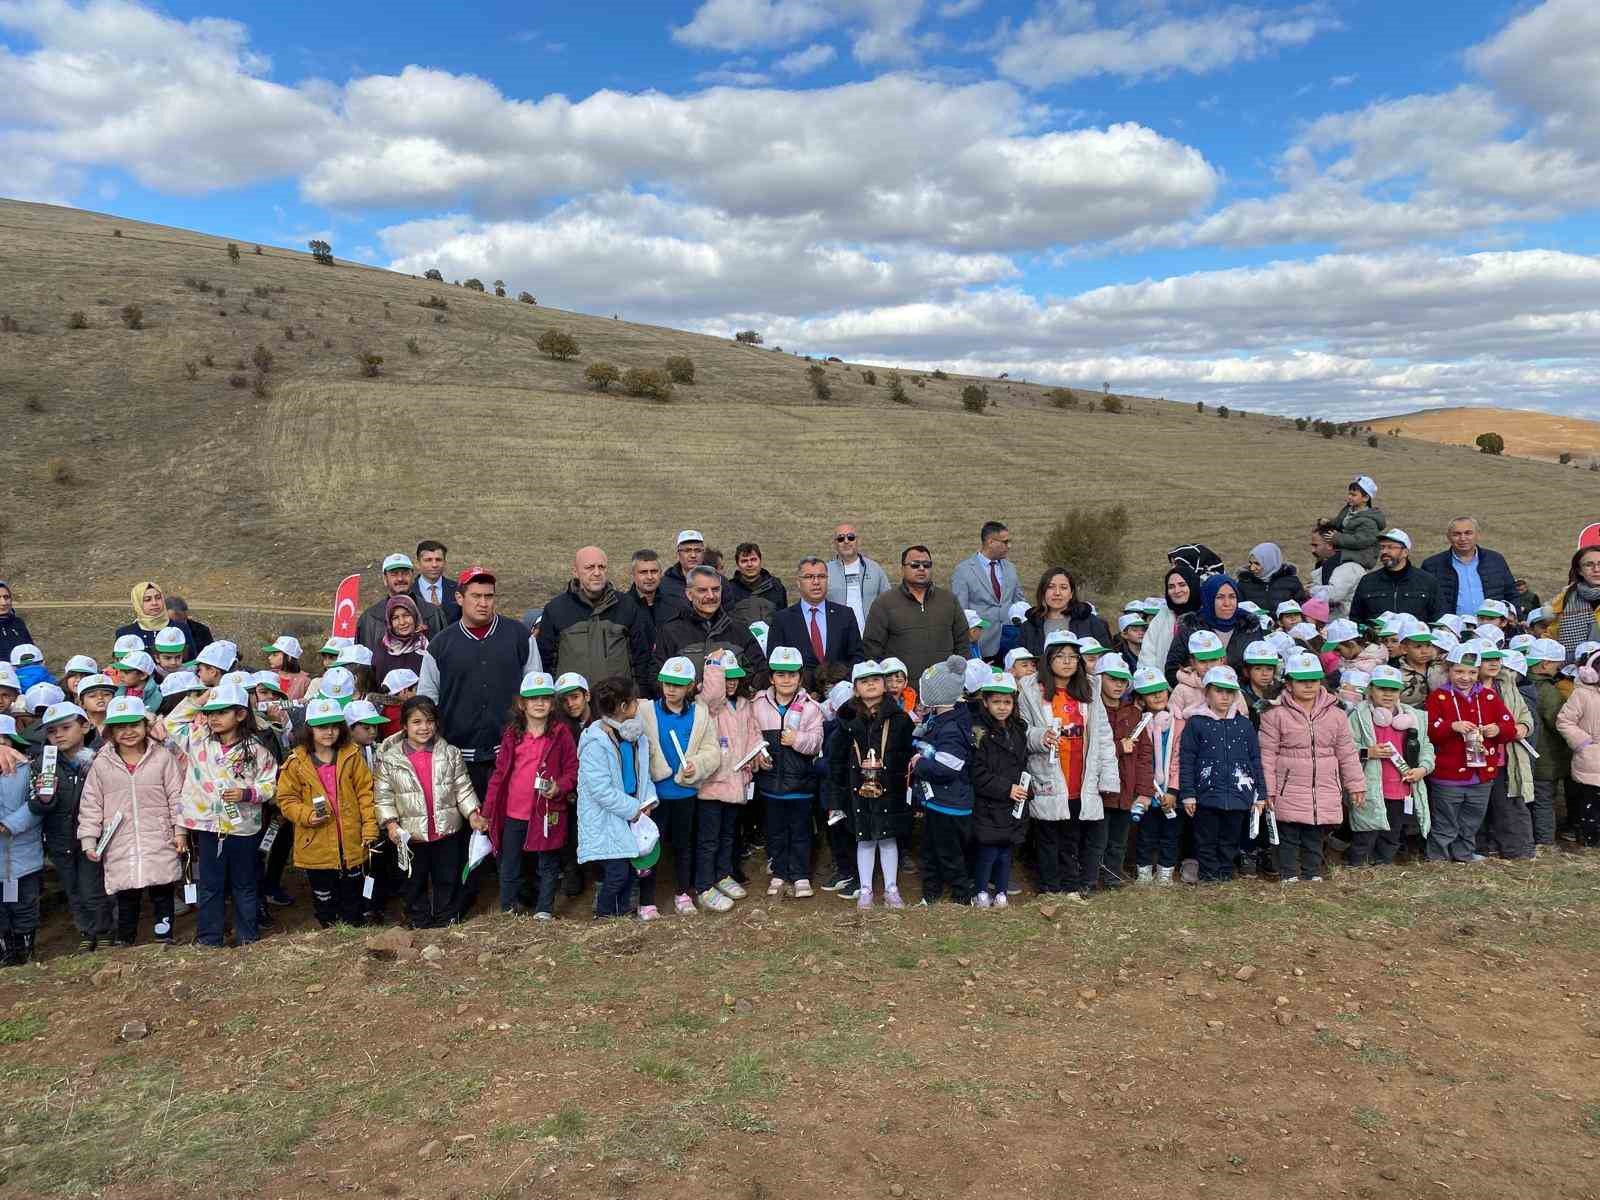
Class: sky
3,0,1599,418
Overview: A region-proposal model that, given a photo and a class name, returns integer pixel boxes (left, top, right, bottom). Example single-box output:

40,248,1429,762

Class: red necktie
990,560,1002,601
809,607,825,661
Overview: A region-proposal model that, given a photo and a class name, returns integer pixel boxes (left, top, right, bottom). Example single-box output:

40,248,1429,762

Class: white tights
855,838,899,893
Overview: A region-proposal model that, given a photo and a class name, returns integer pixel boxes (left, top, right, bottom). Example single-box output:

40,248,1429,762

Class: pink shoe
637,905,660,921
673,893,697,916
857,889,874,910
884,887,905,909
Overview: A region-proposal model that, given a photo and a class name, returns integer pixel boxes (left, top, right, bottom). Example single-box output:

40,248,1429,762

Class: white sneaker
1281,877,1300,886
716,876,747,900
993,892,1009,909
673,893,697,915
698,887,734,913
973,891,992,908
1155,867,1175,887
766,877,785,897
638,904,661,921
1136,866,1154,884
791,879,814,898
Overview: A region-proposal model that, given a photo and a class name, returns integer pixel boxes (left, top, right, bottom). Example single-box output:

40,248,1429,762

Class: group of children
1,565,1598,955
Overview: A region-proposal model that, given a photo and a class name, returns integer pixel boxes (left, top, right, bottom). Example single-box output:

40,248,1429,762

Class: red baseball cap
457,565,495,588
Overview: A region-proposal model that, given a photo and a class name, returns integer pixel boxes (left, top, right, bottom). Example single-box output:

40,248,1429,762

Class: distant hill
1373,406,1600,464
2,198,1596,663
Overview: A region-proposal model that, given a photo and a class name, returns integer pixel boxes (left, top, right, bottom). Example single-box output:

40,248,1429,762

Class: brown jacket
1103,695,1156,810
277,745,378,871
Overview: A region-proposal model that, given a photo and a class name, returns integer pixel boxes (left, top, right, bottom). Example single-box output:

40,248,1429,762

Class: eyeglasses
906,560,932,570
835,534,856,543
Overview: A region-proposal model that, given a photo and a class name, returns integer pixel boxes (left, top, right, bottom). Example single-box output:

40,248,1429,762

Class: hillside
1373,407,1600,464
2,198,1595,655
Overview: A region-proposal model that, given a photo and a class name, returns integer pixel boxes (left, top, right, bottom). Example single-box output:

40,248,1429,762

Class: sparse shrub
309,239,334,265
961,384,988,413
405,336,421,355
537,329,579,361
216,286,227,298
47,457,75,486
253,244,262,255
1475,431,1505,456
356,351,383,378
22,395,44,413
1217,405,1229,419
1366,433,1379,448
323,337,334,348
1042,503,1131,596
283,326,295,342
120,304,143,329
493,280,506,297
806,363,826,385
664,355,695,384
1047,388,1078,410
813,379,833,401
252,286,270,298
202,353,214,367
1559,451,1573,465
251,372,269,398
463,278,485,293
518,291,536,304
887,372,910,404
861,368,877,385
227,242,240,263
251,343,273,373
1196,400,1205,413
419,295,449,311
1295,417,1309,431
622,366,673,402
227,373,248,388
734,329,763,346
183,276,213,293
184,361,199,380
585,361,621,392
931,368,948,380
67,311,88,329
424,268,444,281
1313,419,1337,439
112,229,122,238
915,378,926,389
1100,394,1123,414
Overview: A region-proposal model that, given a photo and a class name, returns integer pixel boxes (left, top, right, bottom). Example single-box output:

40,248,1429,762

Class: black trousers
306,866,366,927
0,871,42,937
1484,776,1535,860
1194,807,1246,882
1275,819,1326,880
638,795,695,905
921,809,974,903
406,831,466,928
1134,806,1181,869
115,883,175,943
1070,813,1108,893
696,799,740,892
497,820,561,914
260,807,293,893
1033,817,1078,893
46,845,113,938
1570,780,1600,844
1100,808,1133,885
762,795,812,883
1347,800,1408,866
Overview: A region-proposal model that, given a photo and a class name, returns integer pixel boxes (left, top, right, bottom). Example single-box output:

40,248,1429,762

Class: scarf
1198,574,1240,633
129,581,169,633
1164,565,1201,617
1557,582,1600,651
1250,542,1283,577
380,595,429,656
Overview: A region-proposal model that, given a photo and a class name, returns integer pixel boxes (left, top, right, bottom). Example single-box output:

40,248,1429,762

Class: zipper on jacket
129,760,145,890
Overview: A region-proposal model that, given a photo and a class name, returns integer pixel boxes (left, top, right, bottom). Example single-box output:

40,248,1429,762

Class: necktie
808,607,825,662
990,560,1002,601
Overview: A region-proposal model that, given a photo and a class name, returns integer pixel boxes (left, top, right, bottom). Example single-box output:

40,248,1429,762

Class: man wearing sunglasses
826,522,891,634
863,546,969,681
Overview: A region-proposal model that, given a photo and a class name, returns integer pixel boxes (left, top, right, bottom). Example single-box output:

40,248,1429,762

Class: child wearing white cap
277,698,379,927
480,673,580,918
1423,645,1517,862
0,726,43,963
1478,648,1536,860
1346,666,1434,866
638,656,724,917
1097,653,1152,888
751,648,823,900
1178,667,1268,883
969,672,1029,907
829,661,915,908
1526,640,1570,848
78,696,187,945
1556,649,1600,846
262,635,311,701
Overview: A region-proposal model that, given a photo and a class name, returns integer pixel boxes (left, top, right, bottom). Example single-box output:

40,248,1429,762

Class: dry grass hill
1373,406,1600,464
2,197,1595,658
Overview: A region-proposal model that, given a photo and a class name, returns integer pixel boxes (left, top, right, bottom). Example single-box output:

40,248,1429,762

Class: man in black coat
1419,517,1518,617
1350,529,1444,626
537,546,654,689
414,539,461,623
767,557,864,684
654,566,768,689
163,596,214,657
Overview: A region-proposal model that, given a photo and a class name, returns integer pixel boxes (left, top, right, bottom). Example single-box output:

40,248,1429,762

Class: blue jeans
973,844,1012,894
593,858,636,918
763,793,813,881
193,828,261,946
1134,805,1181,869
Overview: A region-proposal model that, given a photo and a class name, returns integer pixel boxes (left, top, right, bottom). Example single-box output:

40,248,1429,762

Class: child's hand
1009,784,1028,803
220,788,245,804
1402,767,1426,784
1161,793,1177,815
1182,798,1196,817
679,760,697,782
0,822,10,836
468,811,488,832
1120,737,1134,754
173,830,188,853
1481,723,1500,740
386,821,402,845
1348,791,1366,810
1451,720,1475,735
148,718,168,741
82,838,101,862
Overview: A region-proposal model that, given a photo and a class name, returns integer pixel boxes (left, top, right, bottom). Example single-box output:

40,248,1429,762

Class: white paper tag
184,882,198,905
362,875,375,899
744,781,755,801
2,879,16,904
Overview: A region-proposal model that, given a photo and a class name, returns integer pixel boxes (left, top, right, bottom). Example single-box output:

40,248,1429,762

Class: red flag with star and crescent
331,574,361,638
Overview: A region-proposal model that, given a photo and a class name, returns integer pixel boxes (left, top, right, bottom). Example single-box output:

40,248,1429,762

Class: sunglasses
906,560,932,569
835,534,856,543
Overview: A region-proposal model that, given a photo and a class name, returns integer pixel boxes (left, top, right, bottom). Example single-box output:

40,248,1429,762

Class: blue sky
4,0,1599,416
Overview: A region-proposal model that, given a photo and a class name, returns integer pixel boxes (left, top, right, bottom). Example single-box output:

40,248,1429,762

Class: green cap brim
305,714,345,727
630,840,662,871
519,687,555,697
358,715,389,725
1207,681,1241,691
1193,650,1226,661
1286,670,1324,681
103,714,145,726
1134,681,1170,694
656,674,695,686
1101,669,1132,680
1369,680,1403,689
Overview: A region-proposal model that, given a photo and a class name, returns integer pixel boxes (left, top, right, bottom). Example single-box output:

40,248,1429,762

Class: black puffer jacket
1234,565,1308,613
537,581,654,689
26,737,98,858
724,570,788,627
1348,563,1443,625
1161,612,1251,685
654,608,769,690
969,708,1030,848
1019,604,1112,657
827,699,914,841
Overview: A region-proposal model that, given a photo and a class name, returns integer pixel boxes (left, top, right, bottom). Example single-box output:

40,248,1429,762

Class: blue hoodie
913,705,975,817
0,765,43,884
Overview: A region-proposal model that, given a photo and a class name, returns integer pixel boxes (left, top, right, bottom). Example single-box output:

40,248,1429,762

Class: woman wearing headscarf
371,595,430,684
1234,542,1308,614
1162,574,1250,686
0,582,32,664
1138,564,1201,675
1019,568,1113,660
1551,545,1600,657
113,581,198,658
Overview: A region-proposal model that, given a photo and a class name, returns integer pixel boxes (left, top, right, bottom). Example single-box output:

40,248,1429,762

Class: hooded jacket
1015,675,1119,821
1346,700,1434,836
654,607,769,690
1532,674,1573,783
699,689,764,805
912,704,976,817
827,698,914,841
1556,682,1600,787
0,611,33,665
537,581,654,689
751,684,824,798
78,741,185,893
1324,503,1388,569
481,719,579,854
576,723,656,864
1259,690,1364,825
639,691,722,794
373,733,480,841
1103,694,1156,810
164,695,278,836
1350,561,1443,626
1425,684,1516,784
724,570,789,628
0,767,43,885
1235,564,1308,613
26,735,97,858
276,743,378,871
1162,576,1253,686
969,706,1030,847
1178,709,1266,812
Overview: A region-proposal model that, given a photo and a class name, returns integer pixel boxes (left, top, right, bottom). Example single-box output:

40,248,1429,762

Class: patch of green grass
602,1107,707,1168
654,1007,713,1035
1580,1103,1600,1139
535,1103,588,1140
568,1021,616,1051
489,1122,535,1147
722,1104,777,1133
723,1051,775,1100
220,1013,257,1037
890,950,920,969
0,1013,46,1044
1356,1044,1407,1068
1352,1105,1387,1132
796,1029,881,1069
933,933,972,956
633,1054,696,1085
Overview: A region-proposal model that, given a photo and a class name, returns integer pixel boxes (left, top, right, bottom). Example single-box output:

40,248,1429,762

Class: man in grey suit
951,521,1024,659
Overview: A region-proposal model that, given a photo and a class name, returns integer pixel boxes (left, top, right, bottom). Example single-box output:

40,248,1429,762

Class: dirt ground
2,845,1598,1200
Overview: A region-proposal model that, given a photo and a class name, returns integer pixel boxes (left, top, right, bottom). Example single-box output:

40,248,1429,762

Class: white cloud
995,1,1338,87
671,0,927,64
773,42,836,75
939,0,983,16
695,64,772,85
1469,0,1600,147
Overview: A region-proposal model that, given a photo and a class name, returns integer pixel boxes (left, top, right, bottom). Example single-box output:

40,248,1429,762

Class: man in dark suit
767,557,864,685
414,539,461,623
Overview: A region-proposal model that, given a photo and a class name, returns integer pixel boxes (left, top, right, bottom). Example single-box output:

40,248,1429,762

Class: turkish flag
331,574,362,638
1580,523,1600,550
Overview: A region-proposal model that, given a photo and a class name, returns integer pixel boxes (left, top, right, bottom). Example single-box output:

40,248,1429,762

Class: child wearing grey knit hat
912,657,979,904
918,656,969,710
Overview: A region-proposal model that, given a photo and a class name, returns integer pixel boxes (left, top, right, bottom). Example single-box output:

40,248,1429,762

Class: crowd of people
1,481,1598,962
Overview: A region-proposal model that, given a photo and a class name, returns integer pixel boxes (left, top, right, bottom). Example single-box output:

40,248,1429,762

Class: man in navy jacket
1420,517,1518,617
768,558,864,684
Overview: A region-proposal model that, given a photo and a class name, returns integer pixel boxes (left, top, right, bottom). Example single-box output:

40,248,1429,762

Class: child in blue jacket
0,717,43,965
912,657,977,904
1178,667,1267,884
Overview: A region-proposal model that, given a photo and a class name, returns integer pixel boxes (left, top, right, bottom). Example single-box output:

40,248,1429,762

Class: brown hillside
2,199,1595,657
1374,406,1600,464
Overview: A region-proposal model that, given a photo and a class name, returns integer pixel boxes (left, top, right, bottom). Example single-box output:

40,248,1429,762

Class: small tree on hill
463,278,485,293
537,329,579,361
518,291,536,304
734,329,763,346
1217,405,1229,419
887,372,910,404
493,280,506,298
1475,431,1505,456
1047,388,1077,409
961,384,988,413
227,242,240,263
1042,504,1130,596
622,367,673,402
664,355,695,384
585,362,621,392
424,268,444,281
931,368,948,380
861,368,877,385
355,350,383,378
1559,451,1573,465
120,304,143,329
309,239,334,265
1101,394,1123,414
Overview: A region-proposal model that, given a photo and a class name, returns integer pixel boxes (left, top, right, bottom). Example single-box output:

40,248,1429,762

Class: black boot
0,936,11,967
13,933,34,966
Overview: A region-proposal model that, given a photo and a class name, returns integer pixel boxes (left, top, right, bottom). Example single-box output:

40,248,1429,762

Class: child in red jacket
1425,643,1515,863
